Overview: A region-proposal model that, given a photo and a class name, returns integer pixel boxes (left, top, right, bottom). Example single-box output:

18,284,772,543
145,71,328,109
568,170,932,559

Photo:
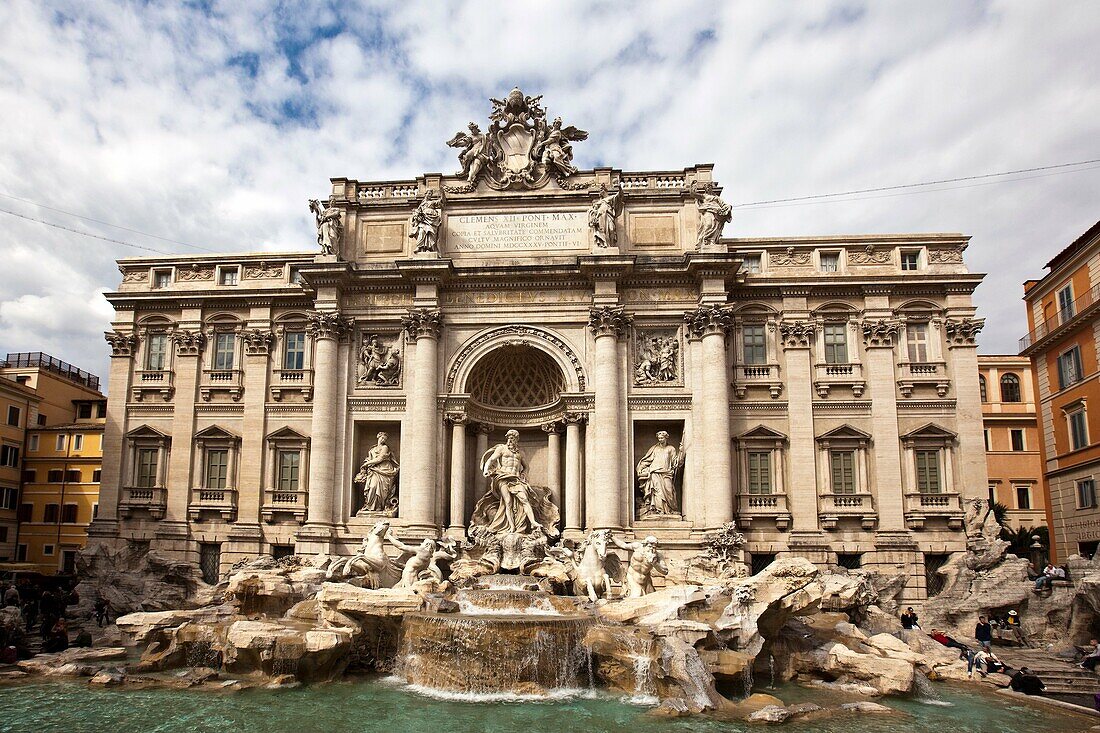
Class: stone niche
475,426,555,503
632,420,687,522
352,421,402,516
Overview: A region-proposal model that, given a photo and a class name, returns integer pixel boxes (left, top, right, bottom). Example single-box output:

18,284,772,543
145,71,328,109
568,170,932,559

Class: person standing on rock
975,615,993,652
900,607,919,630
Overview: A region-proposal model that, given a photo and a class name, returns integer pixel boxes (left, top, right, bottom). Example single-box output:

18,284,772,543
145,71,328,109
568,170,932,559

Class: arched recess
446,325,587,394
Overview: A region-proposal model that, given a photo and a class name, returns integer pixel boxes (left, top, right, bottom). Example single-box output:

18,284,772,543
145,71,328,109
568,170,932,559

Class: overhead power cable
731,158,1100,209
0,191,219,252
0,207,171,255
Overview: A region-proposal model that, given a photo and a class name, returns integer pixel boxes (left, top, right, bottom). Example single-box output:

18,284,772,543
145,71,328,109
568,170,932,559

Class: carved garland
120,270,148,284
176,266,215,282
848,246,891,265
769,248,811,267
445,324,587,393
928,247,965,264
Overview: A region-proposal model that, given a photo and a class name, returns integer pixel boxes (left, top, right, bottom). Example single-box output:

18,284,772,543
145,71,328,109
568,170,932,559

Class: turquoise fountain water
0,678,1094,733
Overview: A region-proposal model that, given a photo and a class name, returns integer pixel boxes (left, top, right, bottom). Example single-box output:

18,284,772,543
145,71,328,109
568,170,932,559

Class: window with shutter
747,451,772,494
830,450,855,494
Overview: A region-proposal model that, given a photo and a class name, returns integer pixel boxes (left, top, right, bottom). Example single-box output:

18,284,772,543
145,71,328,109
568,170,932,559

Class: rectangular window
18,503,32,522
6,406,19,427
92,469,101,483
92,503,99,519
271,544,295,560
37,414,45,426
283,331,306,370
153,269,172,289
55,434,66,452
1058,346,1084,389
819,252,840,272
289,267,303,284
146,333,168,371
65,470,81,483
907,323,929,362
21,469,35,483
984,429,991,451
1058,284,1075,323
43,504,59,523
747,451,772,494
830,450,856,494
0,445,18,467
15,545,27,562
277,451,301,492
47,469,63,483
837,553,863,570
1078,478,1097,509
823,323,848,364
42,544,54,557
136,448,158,488
900,251,920,271
77,403,93,419
915,449,942,493
214,333,236,370
0,488,16,510
1069,408,1089,451
205,449,229,489
61,504,78,524
0,527,6,544
1015,485,1031,510
742,254,762,274
219,267,239,286
96,402,107,418
742,326,766,365
200,543,221,585
28,434,38,452
73,434,84,451
1010,429,1025,451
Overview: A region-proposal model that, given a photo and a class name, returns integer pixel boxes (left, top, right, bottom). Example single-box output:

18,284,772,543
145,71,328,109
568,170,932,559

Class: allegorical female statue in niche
636,430,685,518
355,432,399,515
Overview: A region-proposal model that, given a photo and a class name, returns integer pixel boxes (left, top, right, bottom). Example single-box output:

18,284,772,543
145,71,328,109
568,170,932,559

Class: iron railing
1020,281,1100,351
3,352,100,390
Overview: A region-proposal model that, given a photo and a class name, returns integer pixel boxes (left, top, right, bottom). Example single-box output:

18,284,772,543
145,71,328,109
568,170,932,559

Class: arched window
1000,374,1021,403
979,375,987,403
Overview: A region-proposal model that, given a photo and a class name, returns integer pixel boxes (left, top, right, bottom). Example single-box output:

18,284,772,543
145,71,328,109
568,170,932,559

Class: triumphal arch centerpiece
90,89,988,600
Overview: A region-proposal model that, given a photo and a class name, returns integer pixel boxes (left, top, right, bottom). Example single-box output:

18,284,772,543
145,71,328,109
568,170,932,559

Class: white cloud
0,0,1097,387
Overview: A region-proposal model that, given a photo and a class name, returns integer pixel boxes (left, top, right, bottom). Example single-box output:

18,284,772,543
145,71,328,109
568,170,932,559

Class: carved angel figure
446,123,494,184
532,116,588,177
409,189,443,253
694,187,733,250
308,199,342,255
588,184,623,249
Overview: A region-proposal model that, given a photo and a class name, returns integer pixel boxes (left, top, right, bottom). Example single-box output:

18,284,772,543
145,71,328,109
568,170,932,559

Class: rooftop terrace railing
2,352,101,391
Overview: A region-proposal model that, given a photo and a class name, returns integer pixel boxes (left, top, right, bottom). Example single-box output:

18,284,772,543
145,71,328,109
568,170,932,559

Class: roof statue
445,87,587,193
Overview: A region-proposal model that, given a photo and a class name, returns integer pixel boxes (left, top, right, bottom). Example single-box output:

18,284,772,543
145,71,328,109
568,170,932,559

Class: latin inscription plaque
446,212,588,252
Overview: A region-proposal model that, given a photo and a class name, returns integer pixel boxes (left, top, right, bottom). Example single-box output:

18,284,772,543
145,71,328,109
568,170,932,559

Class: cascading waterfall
913,670,952,706
768,654,776,689
742,658,754,699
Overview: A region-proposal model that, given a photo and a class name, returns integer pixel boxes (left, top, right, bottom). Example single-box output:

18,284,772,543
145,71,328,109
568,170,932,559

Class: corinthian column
587,306,633,530
446,413,468,536
401,307,443,531
563,413,585,534
303,311,348,533
685,306,734,527
542,421,562,510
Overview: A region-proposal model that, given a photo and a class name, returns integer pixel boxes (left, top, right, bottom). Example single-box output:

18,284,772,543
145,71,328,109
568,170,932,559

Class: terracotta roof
1043,219,1100,272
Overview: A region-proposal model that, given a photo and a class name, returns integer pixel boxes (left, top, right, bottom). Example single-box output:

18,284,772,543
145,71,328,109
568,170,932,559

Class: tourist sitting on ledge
968,649,1008,677
900,607,920,629
1080,639,1100,672
930,629,971,659
1033,563,1066,592
1010,667,1046,695
43,618,69,654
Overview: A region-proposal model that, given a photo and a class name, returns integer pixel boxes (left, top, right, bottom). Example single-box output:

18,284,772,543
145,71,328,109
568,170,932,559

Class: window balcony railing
732,363,783,399
1020,281,1100,352
904,491,964,531
119,486,167,520
261,488,308,523
896,361,950,398
131,369,174,402
736,491,791,531
270,368,314,401
188,486,238,521
818,492,877,530
200,369,243,401
813,362,866,398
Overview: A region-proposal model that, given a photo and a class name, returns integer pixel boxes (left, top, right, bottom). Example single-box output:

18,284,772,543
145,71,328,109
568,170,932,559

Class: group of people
1033,562,1068,593
906,608,1022,679
0,579,104,660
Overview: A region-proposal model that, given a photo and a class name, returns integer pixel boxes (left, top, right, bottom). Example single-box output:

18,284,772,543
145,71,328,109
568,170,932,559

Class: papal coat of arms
445,87,588,192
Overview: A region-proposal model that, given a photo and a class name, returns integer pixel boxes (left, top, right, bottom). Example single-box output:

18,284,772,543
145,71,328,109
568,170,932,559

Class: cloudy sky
1,1,1098,389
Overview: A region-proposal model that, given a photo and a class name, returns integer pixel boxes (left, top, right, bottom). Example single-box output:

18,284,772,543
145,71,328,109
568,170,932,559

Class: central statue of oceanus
469,429,560,537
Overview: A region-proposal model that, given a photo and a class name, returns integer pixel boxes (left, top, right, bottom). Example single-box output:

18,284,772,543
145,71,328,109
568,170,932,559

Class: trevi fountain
4,90,1100,731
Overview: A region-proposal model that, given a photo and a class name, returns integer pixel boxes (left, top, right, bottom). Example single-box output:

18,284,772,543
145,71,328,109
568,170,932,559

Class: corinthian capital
778,319,815,349
242,329,275,356
684,305,733,339
944,317,984,347
104,330,137,358
307,310,351,341
861,319,901,348
588,306,633,339
402,307,443,340
170,329,205,356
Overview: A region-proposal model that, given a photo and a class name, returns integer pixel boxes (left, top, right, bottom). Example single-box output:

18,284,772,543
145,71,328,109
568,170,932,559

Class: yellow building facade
0,374,39,561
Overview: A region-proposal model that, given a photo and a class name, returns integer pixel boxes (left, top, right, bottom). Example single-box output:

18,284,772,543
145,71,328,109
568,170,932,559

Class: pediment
266,426,309,442
900,423,957,441
194,425,240,441
816,424,873,441
126,424,170,440
737,425,788,441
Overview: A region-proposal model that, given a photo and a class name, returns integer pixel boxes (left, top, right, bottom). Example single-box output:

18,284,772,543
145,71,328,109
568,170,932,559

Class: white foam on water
401,683,595,704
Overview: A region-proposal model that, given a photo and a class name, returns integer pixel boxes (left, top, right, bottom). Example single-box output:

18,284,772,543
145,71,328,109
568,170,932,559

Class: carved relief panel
355,331,403,388
632,327,682,387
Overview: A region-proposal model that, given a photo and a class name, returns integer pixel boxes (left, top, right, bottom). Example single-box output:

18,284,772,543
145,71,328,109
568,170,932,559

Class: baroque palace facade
88,90,987,599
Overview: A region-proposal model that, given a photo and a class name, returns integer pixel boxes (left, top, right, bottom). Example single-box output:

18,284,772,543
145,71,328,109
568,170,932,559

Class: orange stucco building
1020,220,1100,561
